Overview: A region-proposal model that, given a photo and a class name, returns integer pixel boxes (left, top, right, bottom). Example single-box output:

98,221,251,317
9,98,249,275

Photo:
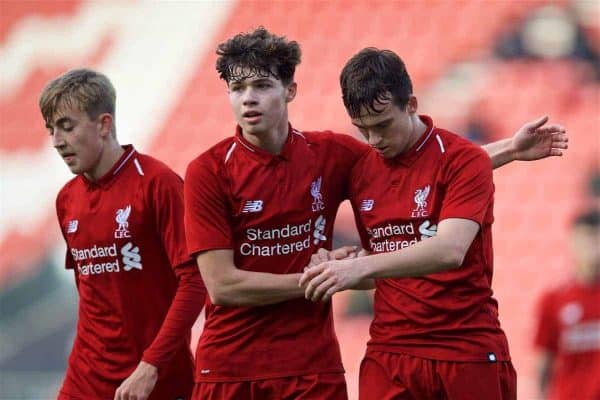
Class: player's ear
285,82,297,103
406,95,418,114
97,113,114,138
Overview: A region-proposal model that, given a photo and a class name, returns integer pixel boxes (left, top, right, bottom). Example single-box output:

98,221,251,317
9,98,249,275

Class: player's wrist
501,137,518,162
354,257,373,281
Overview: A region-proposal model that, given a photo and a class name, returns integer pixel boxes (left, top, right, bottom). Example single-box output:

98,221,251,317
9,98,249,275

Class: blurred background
1,0,598,398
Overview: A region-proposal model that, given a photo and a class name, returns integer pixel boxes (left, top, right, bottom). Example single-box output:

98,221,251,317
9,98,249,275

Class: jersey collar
234,124,296,165
83,144,136,188
388,115,435,166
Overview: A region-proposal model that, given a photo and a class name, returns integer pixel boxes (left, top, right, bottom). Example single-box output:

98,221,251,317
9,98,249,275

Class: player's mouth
61,152,76,164
373,146,388,155
242,111,263,124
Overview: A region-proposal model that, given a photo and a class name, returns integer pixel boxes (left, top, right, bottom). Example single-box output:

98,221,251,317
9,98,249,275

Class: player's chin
66,162,84,175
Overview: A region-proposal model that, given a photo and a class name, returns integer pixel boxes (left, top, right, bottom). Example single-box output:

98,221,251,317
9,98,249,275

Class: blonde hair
39,68,116,136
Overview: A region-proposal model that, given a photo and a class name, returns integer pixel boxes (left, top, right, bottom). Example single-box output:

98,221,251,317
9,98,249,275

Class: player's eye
376,121,390,130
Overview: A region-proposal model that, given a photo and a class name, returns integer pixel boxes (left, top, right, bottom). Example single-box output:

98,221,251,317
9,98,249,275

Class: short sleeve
184,156,233,256
148,169,193,269
439,145,493,225
56,190,76,270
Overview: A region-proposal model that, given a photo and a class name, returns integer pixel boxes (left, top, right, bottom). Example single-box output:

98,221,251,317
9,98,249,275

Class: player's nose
368,132,383,146
242,87,258,106
52,130,66,148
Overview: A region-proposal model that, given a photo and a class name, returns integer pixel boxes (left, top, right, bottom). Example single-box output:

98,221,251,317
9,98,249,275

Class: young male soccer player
184,28,568,400
41,69,205,400
534,210,600,400
301,48,567,400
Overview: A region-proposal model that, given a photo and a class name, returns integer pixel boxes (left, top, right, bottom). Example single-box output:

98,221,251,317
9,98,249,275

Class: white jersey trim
133,158,145,176
114,148,136,176
292,129,306,141
225,142,237,163
415,125,435,152
236,137,255,153
435,134,446,153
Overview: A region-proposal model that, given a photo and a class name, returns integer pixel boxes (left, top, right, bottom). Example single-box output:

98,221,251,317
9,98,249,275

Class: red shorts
192,373,348,400
57,368,194,400
359,350,516,400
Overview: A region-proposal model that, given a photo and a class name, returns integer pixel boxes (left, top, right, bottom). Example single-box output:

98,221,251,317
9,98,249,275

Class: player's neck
242,116,289,155
84,141,125,182
404,114,428,152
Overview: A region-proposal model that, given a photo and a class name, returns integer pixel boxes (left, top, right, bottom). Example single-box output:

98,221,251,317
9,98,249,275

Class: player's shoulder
300,129,370,155
542,279,585,301
186,137,235,176
56,175,82,208
437,128,486,156
435,128,490,165
131,151,183,186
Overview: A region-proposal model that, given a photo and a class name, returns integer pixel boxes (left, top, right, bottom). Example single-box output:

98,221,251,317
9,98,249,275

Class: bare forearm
209,270,305,307
482,138,515,169
360,237,462,280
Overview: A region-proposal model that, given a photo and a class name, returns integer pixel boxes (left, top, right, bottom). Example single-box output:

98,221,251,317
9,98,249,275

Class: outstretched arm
483,115,568,169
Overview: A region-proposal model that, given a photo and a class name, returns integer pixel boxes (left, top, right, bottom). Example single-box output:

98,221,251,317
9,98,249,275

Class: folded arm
198,249,305,307
300,218,479,302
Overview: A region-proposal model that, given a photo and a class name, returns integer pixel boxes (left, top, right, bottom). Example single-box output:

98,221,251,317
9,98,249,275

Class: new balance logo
360,199,374,211
121,242,142,271
67,220,78,233
242,200,263,213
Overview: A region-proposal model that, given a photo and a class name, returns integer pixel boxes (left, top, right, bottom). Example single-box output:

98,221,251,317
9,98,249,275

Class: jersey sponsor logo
360,199,374,211
313,215,327,245
115,205,132,238
239,216,328,256
71,242,143,275
67,220,79,233
419,220,438,239
366,219,437,253
560,302,583,325
121,242,143,271
311,176,325,211
411,185,430,218
560,320,600,353
242,200,263,213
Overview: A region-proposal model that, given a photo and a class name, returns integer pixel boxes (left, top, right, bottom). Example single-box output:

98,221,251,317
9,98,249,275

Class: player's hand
300,258,364,302
306,246,358,269
114,360,158,400
511,115,568,161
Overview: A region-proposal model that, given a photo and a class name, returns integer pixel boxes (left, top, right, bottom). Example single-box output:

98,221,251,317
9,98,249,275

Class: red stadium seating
1,1,596,398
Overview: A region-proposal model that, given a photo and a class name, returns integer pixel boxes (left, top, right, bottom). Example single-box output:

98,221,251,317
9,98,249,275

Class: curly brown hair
216,27,301,85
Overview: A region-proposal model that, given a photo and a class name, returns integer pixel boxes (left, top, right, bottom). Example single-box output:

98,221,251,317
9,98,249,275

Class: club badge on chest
411,185,430,218
115,205,132,239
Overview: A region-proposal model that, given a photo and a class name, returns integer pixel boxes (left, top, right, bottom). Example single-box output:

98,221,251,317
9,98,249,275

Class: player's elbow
206,285,237,306
439,242,468,269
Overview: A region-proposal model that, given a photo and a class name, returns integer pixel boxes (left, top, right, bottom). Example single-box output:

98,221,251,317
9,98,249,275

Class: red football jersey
56,145,202,398
184,125,368,381
349,116,511,362
534,280,600,400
